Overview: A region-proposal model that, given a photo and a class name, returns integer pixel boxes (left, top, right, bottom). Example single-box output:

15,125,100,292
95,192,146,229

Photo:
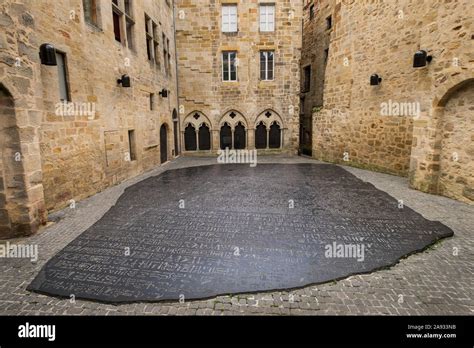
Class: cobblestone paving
0,156,473,315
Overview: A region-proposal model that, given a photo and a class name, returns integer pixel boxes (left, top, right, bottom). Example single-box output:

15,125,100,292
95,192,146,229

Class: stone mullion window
145,15,160,69
163,33,168,75
162,34,171,76
112,0,124,43
153,23,160,67
145,15,153,60
124,0,135,50
166,38,171,76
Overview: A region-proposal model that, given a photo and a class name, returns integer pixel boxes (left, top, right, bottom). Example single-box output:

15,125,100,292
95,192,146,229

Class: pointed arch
220,122,232,150
219,110,248,129
182,111,212,152
255,109,284,128
0,83,45,238
183,111,212,129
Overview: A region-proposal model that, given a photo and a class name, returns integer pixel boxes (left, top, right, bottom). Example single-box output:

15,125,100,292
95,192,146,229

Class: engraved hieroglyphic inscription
29,164,453,302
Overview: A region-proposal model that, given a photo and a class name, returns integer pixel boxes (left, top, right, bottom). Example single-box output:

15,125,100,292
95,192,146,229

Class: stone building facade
1,0,472,239
300,0,334,155
175,0,302,155
0,0,179,238
303,0,473,203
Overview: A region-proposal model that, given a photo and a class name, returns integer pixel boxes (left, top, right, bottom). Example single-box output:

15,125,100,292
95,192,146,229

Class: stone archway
410,78,474,203
172,109,179,156
182,111,212,152
436,80,474,202
0,84,44,238
160,124,169,164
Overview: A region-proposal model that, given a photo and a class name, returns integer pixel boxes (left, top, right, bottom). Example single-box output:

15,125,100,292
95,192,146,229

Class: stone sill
144,144,159,150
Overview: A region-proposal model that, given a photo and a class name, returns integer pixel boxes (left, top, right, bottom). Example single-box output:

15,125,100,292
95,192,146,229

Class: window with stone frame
124,0,135,50
222,4,238,33
303,65,311,92
260,50,274,80
83,0,99,27
112,0,123,42
56,51,71,102
145,14,160,68
112,0,134,47
260,4,275,32
163,34,171,76
153,23,160,67
222,51,237,81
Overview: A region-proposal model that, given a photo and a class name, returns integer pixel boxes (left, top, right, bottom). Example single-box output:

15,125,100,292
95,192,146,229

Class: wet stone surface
28,164,454,303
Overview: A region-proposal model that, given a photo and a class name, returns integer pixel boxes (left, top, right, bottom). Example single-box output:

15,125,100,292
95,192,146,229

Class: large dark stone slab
28,164,453,303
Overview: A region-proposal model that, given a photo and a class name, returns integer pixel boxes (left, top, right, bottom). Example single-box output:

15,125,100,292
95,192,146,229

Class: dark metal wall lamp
39,43,57,66
413,50,433,68
159,89,169,98
117,75,131,88
370,74,382,86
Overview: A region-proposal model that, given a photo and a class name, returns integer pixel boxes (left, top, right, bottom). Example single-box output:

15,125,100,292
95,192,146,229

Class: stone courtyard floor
0,155,473,315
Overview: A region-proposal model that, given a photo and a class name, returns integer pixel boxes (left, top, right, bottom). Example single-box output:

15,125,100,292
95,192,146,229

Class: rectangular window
303,65,311,92
310,4,315,20
222,51,237,81
163,33,167,74
128,130,137,161
324,48,329,63
112,1,122,42
145,15,160,67
260,51,274,80
260,4,275,32
222,4,237,33
124,0,135,49
162,34,171,75
145,15,153,60
56,52,70,102
83,0,98,26
326,15,332,29
166,38,171,75
153,23,160,66
149,93,155,110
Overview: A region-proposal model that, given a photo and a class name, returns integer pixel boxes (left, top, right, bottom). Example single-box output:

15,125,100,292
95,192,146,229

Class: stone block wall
300,0,334,154
305,0,473,202
0,0,179,237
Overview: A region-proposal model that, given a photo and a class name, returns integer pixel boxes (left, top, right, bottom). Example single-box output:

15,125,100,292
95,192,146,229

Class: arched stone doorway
160,124,168,164
220,123,232,150
199,124,211,151
184,124,197,151
437,80,474,202
234,122,246,150
182,112,212,152
172,109,179,156
269,121,282,149
0,84,45,238
255,122,267,149
254,110,284,150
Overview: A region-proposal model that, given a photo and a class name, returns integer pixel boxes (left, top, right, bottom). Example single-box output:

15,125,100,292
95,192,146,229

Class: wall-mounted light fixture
159,88,169,98
39,43,57,66
370,74,382,86
117,75,131,88
413,50,433,68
